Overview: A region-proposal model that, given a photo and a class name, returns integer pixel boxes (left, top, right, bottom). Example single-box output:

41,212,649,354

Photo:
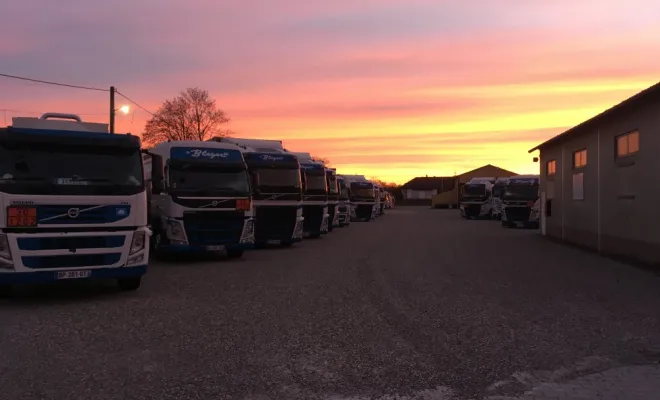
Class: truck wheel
118,277,141,291
0,285,13,298
226,249,244,258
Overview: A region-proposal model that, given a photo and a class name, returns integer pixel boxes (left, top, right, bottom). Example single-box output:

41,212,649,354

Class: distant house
400,176,456,200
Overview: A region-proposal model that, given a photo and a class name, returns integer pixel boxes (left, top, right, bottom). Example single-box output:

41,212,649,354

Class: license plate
206,245,225,251
267,240,281,245
56,270,91,280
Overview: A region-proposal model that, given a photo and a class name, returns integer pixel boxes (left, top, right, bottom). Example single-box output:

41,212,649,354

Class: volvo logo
67,208,80,218
211,200,219,206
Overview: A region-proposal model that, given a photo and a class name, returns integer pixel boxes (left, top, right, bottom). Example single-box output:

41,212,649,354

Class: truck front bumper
0,265,147,285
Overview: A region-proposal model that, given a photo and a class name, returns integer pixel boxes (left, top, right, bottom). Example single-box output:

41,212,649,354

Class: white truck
460,177,496,219
376,185,387,216
343,175,377,221
316,162,340,232
143,140,255,258
336,175,351,227
491,177,511,220
0,113,149,294
209,138,303,247
289,152,329,238
501,175,540,229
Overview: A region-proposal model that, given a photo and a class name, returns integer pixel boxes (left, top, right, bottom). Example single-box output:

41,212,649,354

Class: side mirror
250,171,260,194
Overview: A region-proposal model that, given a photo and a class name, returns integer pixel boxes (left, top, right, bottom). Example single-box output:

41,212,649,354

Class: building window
572,172,584,200
546,160,556,176
616,130,639,158
573,149,587,168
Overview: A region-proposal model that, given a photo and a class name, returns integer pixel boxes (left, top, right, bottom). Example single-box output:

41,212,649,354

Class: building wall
405,189,437,200
538,98,660,264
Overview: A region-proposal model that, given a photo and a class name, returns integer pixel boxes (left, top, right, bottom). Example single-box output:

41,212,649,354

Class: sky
1,0,659,184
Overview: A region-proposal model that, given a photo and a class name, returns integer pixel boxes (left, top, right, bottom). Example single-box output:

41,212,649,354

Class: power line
0,108,106,116
0,73,107,92
115,90,155,116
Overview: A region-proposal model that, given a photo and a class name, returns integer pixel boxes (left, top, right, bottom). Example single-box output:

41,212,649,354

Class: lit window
546,160,556,176
573,149,587,168
616,130,639,158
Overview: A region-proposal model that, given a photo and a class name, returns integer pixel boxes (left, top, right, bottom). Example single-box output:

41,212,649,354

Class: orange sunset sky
1,0,659,184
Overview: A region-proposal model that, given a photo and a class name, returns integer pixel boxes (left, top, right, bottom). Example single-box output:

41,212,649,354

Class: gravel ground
1,207,660,400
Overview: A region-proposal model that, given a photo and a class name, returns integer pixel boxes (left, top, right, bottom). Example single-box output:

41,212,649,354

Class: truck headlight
168,220,185,241
130,231,146,255
0,234,12,260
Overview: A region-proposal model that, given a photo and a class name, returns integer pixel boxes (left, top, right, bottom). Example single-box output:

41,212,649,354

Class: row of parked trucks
0,113,392,294
459,175,540,228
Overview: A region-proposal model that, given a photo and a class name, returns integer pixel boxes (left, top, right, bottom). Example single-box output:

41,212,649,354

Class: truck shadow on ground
0,280,130,305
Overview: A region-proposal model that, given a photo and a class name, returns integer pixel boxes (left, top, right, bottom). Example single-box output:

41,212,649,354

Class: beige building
529,81,660,264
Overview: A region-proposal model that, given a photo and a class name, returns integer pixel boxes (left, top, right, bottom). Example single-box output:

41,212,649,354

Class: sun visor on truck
0,127,141,149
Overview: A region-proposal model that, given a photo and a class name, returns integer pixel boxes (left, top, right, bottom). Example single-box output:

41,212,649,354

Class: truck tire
226,249,244,258
118,277,141,291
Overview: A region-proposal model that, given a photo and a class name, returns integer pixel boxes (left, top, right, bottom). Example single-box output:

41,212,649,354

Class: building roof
458,164,517,178
401,164,517,190
401,176,455,190
528,80,660,153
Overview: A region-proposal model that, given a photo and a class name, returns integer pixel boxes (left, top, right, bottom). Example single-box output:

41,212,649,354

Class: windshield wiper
0,176,51,182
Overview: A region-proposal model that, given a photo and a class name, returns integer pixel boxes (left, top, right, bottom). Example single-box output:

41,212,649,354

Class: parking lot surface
1,207,660,400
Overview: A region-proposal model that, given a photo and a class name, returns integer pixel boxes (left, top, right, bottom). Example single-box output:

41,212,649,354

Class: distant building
400,176,456,200
529,81,660,264
401,164,517,206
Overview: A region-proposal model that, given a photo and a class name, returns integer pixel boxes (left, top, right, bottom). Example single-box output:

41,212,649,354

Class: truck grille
22,253,122,269
17,236,125,251
355,204,373,220
463,204,482,218
302,205,324,232
255,206,298,242
505,206,531,222
37,205,131,225
183,211,245,246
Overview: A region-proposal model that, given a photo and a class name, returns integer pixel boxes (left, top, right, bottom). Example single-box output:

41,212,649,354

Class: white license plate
267,240,281,245
56,270,91,280
206,245,225,251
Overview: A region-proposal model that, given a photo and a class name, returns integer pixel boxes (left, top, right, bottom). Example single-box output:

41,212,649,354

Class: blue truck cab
343,176,376,222
208,137,304,247
0,113,149,294
143,140,255,258
336,175,351,227
289,153,329,238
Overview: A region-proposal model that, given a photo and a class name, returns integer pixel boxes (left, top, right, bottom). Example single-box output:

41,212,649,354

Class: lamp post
109,85,130,134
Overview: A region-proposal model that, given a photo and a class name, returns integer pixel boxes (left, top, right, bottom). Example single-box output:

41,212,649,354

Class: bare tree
142,87,231,147
312,155,331,165
369,177,399,188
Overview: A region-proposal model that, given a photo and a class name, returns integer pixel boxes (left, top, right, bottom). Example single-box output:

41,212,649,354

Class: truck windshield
503,185,538,200
254,168,301,193
168,164,250,196
463,184,485,196
327,174,338,194
350,183,375,198
304,172,327,191
339,181,349,200
0,142,143,196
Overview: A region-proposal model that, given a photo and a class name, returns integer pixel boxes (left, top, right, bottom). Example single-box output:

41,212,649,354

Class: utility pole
109,86,115,133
